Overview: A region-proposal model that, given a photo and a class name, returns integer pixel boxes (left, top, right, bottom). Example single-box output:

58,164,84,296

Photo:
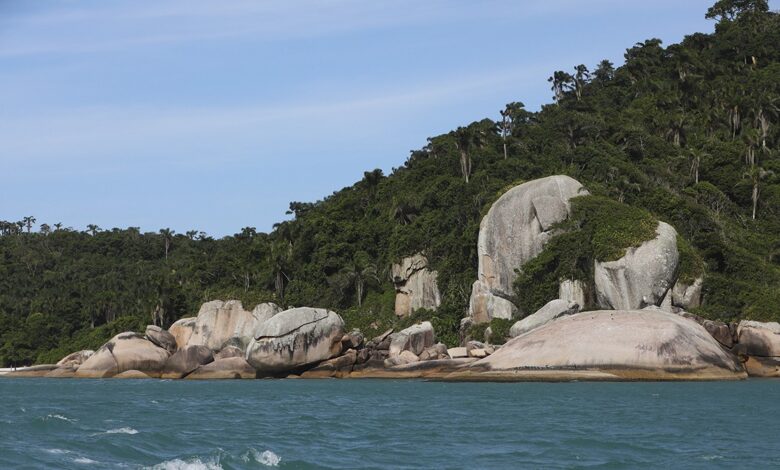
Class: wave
148,449,280,470
44,449,71,454
147,457,223,470
73,457,99,464
103,427,139,435
41,414,77,423
243,449,281,467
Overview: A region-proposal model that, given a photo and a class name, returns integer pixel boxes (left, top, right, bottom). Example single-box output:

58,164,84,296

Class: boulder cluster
28,303,463,380
5,175,777,382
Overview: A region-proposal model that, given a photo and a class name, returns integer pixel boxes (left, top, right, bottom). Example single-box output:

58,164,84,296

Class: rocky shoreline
2,301,778,381
4,176,779,382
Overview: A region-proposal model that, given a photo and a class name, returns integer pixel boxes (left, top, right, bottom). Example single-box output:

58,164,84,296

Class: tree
22,216,36,234
498,102,531,160
340,255,380,307
548,70,574,102
39,223,51,235
706,0,769,22
593,60,615,84
573,64,590,101
453,126,485,183
743,166,773,219
159,228,174,260
86,224,101,236
689,148,709,184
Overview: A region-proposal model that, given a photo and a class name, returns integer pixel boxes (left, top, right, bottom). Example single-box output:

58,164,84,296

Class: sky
0,0,754,237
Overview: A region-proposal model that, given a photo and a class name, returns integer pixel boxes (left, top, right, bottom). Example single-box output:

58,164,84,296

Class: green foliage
514,195,658,313
2,2,780,364
677,235,706,284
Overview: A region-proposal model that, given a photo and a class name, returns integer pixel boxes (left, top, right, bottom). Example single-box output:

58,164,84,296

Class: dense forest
2,0,779,366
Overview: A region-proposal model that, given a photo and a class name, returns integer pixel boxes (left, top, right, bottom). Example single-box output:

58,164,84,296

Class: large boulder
168,317,196,349
246,307,345,375
145,325,177,354
558,279,586,308
76,332,170,378
594,221,679,310
671,277,703,310
509,299,580,338
392,253,441,317
56,350,94,368
469,175,587,322
389,321,435,356
300,349,358,378
737,321,780,357
185,357,256,380
448,310,745,381
160,345,214,379
188,300,281,351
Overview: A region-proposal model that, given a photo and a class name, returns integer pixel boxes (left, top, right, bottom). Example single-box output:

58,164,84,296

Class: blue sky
0,0,753,236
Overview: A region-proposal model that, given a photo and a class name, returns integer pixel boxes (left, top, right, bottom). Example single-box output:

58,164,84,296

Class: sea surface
0,378,778,469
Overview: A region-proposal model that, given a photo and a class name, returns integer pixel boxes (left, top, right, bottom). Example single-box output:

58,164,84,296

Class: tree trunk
459,150,471,183
752,184,759,220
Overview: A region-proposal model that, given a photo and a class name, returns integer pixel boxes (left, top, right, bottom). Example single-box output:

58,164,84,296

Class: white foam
73,457,99,464
45,449,71,454
148,457,222,470
104,427,139,435
249,449,281,467
43,414,77,422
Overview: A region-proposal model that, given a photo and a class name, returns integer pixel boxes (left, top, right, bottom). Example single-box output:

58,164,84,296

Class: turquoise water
0,378,778,469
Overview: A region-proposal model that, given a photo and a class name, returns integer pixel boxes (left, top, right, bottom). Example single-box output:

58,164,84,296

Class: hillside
1,0,779,366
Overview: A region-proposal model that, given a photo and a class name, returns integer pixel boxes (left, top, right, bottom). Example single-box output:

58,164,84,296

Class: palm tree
688,148,709,184
22,216,36,234
86,224,101,236
573,64,590,101
498,102,526,160
159,228,174,260
453,126,484,183
268,240,291,302
340,260,380,307
548,71,573,102
742,128,761,167
743,166,773,219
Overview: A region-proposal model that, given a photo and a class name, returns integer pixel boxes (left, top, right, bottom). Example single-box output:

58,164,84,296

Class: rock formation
508,299,580,338
187,300,281,351
56,350,94,368
594,221,679,310
145,325,177,354
246,307,345,375
160,345,214,379
388,321,435,356
391,253,441,317
558,279,586,308
168,318,196,349
75,332,170,378
469,175,588,322
671,277,704,310
448,310,745,381
735,321,780,377
186,357,256,380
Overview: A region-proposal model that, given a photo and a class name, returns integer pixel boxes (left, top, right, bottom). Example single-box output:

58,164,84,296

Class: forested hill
2,0,780,366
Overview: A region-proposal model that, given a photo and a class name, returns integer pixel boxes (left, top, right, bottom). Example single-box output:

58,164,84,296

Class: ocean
0,378,778,469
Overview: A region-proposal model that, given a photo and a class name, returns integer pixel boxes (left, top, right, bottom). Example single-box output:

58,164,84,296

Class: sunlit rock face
594,221,679,311
246,307,345,375
392,253,441,317
469,175,588,322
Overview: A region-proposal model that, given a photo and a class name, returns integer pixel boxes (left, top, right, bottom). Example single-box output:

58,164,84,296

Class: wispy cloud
0,0,639,57
0,62,557,164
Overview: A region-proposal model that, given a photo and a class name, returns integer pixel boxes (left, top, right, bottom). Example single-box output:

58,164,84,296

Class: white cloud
0,0,641,57
0,62,557,164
